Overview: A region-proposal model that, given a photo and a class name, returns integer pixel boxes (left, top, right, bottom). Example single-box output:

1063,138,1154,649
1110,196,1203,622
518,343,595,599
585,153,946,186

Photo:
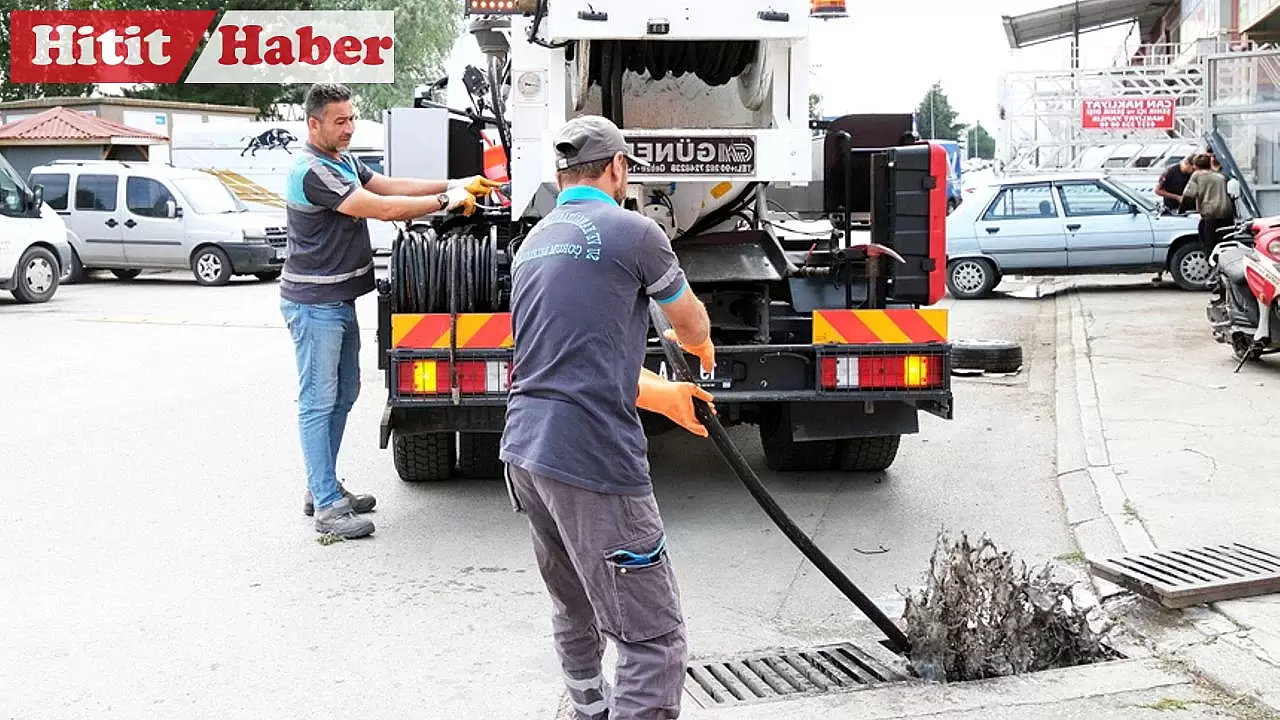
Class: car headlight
1267,238,1280,259
238,228,270,244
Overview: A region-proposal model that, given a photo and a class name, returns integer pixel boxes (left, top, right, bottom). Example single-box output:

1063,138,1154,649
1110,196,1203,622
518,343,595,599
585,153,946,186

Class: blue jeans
281,299,361,510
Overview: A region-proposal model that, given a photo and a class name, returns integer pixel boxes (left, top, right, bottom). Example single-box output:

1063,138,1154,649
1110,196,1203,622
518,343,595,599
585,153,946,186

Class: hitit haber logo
8,10,396,85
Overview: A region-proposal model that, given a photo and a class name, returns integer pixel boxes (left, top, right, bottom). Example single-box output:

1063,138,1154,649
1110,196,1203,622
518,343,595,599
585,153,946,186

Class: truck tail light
398,360,510,395
820,354,942,390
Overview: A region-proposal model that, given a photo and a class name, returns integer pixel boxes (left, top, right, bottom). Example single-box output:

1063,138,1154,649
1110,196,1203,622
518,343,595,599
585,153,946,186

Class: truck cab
0,152,71,304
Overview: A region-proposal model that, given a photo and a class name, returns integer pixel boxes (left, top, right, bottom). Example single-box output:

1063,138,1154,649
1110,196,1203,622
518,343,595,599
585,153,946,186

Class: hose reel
567,39,772,116
390,226,502,315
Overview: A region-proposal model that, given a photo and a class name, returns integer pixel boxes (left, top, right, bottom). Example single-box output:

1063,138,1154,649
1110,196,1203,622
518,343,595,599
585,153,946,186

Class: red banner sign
8,10,216,84
1081,98,1177,130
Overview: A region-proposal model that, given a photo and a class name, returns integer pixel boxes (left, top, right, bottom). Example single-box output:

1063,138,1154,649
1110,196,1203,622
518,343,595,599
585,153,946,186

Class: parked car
1,152,72,304
944,171,1205,299
27,160,287,287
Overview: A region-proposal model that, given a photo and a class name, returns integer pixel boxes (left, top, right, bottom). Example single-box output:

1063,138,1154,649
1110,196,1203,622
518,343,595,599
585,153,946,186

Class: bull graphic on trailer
241,128,298,157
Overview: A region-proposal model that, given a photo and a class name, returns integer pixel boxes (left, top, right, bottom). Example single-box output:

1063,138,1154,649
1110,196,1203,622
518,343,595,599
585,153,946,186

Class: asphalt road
0,269,1069,719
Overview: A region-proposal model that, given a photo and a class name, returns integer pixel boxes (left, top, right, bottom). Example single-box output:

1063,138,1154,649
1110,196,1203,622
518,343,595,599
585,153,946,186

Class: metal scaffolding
999,40,1212,178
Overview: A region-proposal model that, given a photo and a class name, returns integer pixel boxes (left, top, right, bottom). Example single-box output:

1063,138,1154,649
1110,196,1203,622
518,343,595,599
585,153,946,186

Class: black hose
593,40,757,88
390,228,501,315
646,301,911,654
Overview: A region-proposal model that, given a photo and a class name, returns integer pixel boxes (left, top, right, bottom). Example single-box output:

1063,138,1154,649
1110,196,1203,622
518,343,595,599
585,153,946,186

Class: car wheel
946,258,998,299
11,246,59,304
191,246,233,286
111,268,141,281
64,247,86,284
1170,242,1211,291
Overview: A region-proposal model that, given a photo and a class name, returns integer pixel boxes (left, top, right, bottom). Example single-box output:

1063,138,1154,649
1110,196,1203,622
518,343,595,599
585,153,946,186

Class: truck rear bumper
380,342,953,446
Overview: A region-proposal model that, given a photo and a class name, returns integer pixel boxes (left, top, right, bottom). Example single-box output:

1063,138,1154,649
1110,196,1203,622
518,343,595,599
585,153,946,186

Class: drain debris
901,532,1115,683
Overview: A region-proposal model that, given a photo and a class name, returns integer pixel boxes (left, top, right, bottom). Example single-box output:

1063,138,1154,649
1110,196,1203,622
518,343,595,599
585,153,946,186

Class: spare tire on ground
951,339,1024,374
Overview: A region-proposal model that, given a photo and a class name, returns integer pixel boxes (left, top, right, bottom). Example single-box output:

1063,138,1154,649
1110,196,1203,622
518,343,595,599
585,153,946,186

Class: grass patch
316,533,345,546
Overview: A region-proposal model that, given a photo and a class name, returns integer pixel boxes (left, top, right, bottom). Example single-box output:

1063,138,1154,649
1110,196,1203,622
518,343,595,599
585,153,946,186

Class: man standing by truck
499,115,715,720
281,83,499,539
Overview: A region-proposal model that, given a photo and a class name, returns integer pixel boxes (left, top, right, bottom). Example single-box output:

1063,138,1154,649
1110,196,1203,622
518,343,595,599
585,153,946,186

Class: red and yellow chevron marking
812,309,948,345
392,313,514,349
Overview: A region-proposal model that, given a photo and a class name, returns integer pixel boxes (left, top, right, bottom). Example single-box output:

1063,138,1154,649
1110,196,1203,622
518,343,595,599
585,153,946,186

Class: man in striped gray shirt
282,83,500,539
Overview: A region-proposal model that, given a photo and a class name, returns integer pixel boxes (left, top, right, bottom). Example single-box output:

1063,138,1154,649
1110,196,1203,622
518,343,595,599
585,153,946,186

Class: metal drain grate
683,641,909,708
1088,543,1280,609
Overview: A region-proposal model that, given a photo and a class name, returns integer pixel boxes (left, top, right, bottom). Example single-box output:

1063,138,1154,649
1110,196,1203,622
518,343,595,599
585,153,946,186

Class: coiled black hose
589,40,758,88
647,300,911,654
391,227,499,314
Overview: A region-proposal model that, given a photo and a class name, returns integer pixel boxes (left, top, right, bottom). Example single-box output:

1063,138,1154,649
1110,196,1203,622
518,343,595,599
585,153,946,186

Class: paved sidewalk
1051,279,1280,714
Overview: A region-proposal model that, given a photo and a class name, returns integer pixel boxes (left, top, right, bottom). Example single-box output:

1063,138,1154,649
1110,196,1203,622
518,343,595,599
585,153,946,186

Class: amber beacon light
810,0,848,18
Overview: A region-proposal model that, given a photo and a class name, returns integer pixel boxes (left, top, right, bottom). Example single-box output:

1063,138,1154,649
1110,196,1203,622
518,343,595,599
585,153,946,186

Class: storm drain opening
1088,543,1280,609
682,641,910,708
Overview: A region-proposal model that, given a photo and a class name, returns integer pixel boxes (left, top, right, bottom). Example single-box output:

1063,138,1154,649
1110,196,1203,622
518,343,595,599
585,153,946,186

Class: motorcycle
1205,215,1280,370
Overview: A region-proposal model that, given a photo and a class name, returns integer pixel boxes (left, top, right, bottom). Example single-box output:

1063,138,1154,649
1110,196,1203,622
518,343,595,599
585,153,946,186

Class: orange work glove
449,175,503,198
637,368,715,438
662,328,715,375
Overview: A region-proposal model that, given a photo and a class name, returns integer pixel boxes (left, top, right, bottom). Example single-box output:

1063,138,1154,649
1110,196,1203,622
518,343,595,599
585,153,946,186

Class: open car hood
1205,129,1261,219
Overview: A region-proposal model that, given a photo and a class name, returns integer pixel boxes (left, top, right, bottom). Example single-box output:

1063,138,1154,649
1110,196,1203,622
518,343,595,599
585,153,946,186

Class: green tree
915,82,964,141
967,122,996,159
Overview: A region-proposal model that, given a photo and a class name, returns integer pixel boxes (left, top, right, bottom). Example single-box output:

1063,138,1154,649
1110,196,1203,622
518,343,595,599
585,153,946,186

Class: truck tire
393,431,455,482
758,405,839,472
457,433,504,479
951,339,1023,374
834,435,901,472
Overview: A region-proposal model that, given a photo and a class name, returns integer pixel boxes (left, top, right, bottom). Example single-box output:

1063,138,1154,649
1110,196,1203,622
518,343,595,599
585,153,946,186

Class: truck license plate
653,357,733,390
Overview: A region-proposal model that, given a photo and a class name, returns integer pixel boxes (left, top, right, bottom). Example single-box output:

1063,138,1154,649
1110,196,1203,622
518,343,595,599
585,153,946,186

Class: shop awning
1002,0,1177,49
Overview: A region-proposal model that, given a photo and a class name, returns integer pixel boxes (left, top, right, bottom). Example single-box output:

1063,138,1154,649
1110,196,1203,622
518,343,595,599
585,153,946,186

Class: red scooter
1206,215,1280,370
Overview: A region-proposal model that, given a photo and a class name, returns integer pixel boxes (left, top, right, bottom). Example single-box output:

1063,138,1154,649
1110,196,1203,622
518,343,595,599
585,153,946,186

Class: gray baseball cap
553,115,650,170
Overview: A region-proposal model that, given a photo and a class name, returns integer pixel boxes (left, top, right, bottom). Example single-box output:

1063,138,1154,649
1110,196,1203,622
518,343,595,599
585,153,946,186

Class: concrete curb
1052,289,1280,714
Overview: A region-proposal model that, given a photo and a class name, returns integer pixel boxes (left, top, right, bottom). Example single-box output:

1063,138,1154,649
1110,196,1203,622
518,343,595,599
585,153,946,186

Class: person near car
499,114,716,720
281,82,501,539
1155,155,1195,214
1182,153,1236,259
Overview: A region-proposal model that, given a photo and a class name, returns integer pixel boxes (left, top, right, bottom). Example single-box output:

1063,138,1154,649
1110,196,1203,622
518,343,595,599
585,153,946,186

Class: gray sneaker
304,481,376,517
314,498,375,539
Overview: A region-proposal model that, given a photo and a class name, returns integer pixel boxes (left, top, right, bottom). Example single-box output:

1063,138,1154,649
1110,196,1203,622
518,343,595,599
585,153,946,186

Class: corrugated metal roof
1002,0,1176,49
0,106,168,143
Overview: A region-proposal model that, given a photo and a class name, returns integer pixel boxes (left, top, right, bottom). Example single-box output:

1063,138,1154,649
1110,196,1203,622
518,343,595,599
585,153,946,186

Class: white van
28,160,288,286
1,153,72,304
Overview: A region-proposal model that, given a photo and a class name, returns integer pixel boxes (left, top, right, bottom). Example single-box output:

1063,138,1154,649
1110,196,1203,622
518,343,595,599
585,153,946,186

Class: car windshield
0,154,30,193
172,174,246,214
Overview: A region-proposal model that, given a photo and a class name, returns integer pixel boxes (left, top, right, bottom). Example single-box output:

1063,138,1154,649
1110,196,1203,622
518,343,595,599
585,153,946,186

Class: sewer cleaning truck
374,0,954,482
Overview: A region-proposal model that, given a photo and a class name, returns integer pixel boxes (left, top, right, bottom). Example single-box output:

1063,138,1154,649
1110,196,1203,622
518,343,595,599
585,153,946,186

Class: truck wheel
951,339,1023,374
393,431,455,482
758,406,838,472
834,435,901,472
11,246,59,304
457,433,504,479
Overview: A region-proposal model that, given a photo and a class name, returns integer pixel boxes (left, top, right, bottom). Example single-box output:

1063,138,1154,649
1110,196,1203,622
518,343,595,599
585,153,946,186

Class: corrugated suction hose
648,300,911,653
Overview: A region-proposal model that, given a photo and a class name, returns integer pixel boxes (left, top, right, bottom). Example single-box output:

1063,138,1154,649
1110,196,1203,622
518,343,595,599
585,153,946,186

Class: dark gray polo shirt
499,185,688,495
280,143,377,304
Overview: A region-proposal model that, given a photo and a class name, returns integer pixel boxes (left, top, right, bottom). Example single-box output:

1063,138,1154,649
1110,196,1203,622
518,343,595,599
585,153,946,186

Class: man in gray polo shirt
500,115,715,720
281,83,499,539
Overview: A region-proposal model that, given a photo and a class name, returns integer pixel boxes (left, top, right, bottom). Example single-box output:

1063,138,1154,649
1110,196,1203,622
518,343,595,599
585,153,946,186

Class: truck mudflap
384,309,953,422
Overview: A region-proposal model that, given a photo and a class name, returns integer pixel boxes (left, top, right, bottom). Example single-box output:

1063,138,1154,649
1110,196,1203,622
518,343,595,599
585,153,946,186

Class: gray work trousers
505,463,688,720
